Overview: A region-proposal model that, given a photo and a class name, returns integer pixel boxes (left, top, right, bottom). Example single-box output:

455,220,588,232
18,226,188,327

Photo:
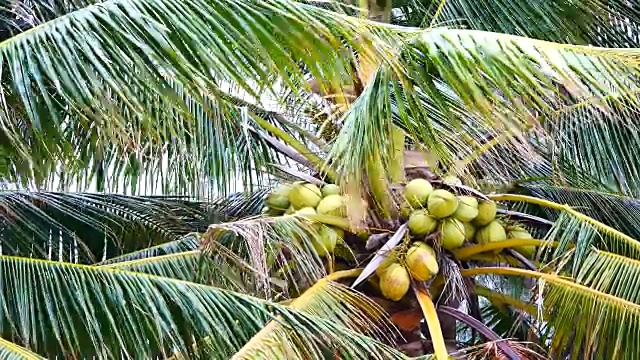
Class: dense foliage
1,0,640,359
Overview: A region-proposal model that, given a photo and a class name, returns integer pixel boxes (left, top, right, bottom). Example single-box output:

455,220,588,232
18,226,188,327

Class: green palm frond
0,338,45,360
466,266,640,359
232,272,401,359
521,184,640,242
394,0,640,47
329,29,640,191
0,0,400,195
577,249,640,304
96,234,201,265
0,256,404,359
490,194,640,273
0,189,270,263
0,191,210,262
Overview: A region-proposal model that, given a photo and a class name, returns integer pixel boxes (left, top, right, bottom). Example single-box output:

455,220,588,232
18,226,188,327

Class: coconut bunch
371,177,537,302
375,241,439,301
263,181,347,256
401,177,535,256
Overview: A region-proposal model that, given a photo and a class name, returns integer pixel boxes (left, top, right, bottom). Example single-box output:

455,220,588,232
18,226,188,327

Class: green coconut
406,243,439,281
266,184,292,211
316,194,347,217
453,196,479,222
440,218,466,250
295,207,317,216
473,200,497,226
475,220,507,252
442,176,462,186
507,225,536,258
289,183,322,209
379,264,410,301
376,251,398,277
408,210,438,235
322,184,341,197
463,222,476,240
312,225,343,256
427,189,459,219
404,178,433,207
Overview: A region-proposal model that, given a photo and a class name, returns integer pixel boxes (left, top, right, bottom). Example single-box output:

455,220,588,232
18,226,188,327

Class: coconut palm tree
1,0,640,358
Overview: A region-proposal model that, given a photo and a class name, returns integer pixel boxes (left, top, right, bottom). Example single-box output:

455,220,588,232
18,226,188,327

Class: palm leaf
329,28,640,194
0,0,398,194
465,266,640,359
521,183,640,242
0,256,404,359
396,0,640,47
577,249,640,304
231,271,400,359
0,338,45,360
490,194,640,273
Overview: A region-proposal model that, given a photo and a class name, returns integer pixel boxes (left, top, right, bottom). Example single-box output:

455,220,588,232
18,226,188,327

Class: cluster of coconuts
375,177,536,302
375,241,439,301
263,181,347,257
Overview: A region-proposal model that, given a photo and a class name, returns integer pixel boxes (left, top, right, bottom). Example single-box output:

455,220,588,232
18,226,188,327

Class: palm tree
1,0,640,358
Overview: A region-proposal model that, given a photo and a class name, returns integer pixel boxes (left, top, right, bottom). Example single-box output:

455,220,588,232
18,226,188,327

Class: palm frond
466,266,640,359
0,256,404,359
0,338,44,360
96,234,201,265
0,191,212,262
329,29,640,193
577,249,640,304
232,271,400,359
490,194,640,273
395,0,640,47
521,183,640,242
0,0,400,195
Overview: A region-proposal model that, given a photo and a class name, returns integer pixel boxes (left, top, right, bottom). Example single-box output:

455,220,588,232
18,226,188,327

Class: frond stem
489,194,640,248
253,117,337,180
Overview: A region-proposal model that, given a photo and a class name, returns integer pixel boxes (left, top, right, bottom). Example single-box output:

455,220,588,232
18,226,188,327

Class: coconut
379,263,410,301
312,225,343,256
453,196,479,222
440,218,466,250
376,251,398,276
442,176,462,186
408,210,438,235
316,194,347,217
463,222,476,240
406,243,439,281
404,178,433,207
321,184,340,197
427,189,459,219
475,221,507,252
289,183,322,209
507,225,536,258
266,184,292,211
473,200,497,226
